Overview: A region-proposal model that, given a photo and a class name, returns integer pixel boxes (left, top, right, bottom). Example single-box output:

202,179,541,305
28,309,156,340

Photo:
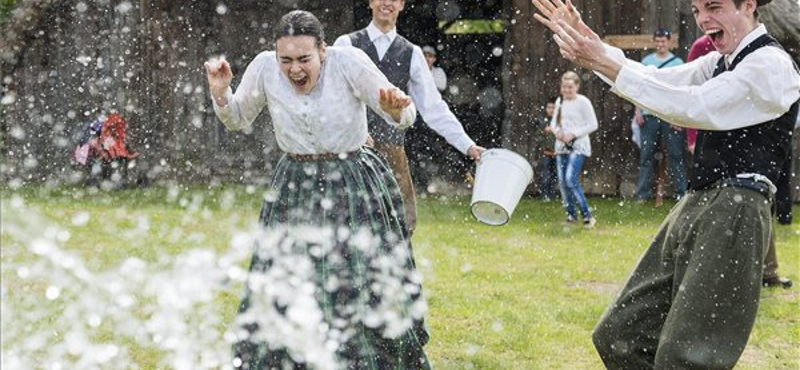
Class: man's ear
745,0,757,13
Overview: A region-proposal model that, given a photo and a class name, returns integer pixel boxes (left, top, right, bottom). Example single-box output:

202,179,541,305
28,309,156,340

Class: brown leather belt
287,150,360,162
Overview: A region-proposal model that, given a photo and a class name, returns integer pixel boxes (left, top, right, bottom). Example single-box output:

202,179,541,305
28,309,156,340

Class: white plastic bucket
470,148,533,226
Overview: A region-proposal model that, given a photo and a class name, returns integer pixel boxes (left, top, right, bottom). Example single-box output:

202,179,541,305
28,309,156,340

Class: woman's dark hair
276,10,325,47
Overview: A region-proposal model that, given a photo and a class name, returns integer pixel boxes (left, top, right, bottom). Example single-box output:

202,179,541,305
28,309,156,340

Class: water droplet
45,286,61,300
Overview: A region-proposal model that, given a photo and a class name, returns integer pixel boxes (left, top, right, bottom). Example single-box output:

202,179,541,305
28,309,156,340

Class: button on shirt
598,24,800,132
212,47,416,155
333,22,476,155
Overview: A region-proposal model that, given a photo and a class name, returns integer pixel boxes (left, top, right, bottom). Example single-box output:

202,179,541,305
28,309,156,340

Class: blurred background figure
534,97,558,201
633,28,688,206
422,45,447,92
546,71,598,228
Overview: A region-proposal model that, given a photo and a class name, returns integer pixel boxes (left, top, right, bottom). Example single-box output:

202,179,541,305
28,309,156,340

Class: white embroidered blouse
212,46,416,155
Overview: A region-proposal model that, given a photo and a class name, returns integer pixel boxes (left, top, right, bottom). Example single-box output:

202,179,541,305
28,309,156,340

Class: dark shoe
762,276,793,289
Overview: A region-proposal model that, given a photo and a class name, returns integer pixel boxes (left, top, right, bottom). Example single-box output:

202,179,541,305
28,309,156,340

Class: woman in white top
547,71,599,228
205,10,430,370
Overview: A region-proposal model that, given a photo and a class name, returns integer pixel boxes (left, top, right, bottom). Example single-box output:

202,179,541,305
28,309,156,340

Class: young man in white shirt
533,0,799,368
334,0,485,237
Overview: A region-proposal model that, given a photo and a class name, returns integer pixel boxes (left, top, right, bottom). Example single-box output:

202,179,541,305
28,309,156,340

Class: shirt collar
367,21,397,43
725,24,767,67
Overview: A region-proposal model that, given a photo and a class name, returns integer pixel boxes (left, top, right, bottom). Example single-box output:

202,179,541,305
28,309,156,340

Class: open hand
379,88,412,122
204,58,233,104
532,0,584,35
532,0,617,76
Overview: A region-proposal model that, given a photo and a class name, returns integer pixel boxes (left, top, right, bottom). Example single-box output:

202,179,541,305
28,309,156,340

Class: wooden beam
602,34,679,50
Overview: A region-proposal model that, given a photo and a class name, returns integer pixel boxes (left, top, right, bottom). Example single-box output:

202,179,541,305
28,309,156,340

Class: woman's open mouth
290,75,309,90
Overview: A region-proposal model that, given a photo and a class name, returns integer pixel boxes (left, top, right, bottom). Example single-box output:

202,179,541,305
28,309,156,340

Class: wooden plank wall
2,0,353,185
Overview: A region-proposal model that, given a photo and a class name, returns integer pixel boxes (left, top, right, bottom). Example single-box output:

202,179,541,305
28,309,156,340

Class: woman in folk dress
205,10,430,370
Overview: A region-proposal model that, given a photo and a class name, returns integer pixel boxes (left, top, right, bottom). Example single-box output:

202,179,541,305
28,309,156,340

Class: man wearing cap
532,0,799,368
633,28,689,203
334,0,485,236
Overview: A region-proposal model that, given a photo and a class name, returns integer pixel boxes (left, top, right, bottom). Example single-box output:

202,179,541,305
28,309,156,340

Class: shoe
583,217,597,229
564,216,577,224
762,276,793,289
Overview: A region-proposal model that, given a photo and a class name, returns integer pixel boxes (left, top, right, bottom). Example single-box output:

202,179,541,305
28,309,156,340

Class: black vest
691,34,799,190
348,29,414,146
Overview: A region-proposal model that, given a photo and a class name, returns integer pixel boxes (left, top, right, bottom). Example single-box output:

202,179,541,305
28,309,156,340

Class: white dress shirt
598,24,800,132
334,22,476,155
212,47,416,155
431,66,447,92
549,94,599,156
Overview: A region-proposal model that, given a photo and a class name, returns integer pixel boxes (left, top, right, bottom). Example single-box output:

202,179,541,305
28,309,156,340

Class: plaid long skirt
233,147,431,370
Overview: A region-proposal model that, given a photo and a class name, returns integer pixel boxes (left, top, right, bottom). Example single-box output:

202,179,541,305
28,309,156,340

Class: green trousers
593,185,772,370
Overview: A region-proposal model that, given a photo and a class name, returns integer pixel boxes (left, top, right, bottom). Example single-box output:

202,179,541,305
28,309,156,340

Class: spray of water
2,193,425,370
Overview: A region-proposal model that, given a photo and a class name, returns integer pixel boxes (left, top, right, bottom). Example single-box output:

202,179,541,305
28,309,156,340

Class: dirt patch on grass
738,345,769,368
770,290,800,301
569,280,621,295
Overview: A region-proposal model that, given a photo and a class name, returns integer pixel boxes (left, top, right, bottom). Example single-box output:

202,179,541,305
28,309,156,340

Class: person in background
532,0,799,368
688,34,792,290
534,97,558,201
762,107,795,289
684,34,715,154
422,45,447,92
205,10,430,370
334,0,485,237
633,28,688,204
546,71,598,228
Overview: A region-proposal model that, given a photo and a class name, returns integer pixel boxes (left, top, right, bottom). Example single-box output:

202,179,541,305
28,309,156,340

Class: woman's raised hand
378,88,412,123
204,58,233,105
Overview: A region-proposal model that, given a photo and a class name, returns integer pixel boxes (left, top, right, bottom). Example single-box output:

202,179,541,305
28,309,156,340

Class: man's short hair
422,45,436,56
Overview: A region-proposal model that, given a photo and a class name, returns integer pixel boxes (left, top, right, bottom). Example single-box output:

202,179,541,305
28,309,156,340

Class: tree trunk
760,0,800,60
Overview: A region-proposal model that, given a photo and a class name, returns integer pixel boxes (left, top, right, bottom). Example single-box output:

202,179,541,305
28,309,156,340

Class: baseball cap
653,28,671,38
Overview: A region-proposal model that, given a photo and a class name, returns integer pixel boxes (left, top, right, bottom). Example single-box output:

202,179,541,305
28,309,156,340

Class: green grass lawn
2,186,798,369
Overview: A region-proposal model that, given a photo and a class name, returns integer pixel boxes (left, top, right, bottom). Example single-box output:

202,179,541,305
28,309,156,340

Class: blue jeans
635,115,688,199
537,156,558,200
556,152,592,220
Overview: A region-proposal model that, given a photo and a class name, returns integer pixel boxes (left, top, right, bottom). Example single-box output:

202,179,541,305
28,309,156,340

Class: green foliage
440,19,506,34
2,187,798,369
0,0,17,25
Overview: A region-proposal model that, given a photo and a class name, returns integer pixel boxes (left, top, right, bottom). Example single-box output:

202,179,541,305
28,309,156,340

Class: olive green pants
762,227,783,280
593,185,772,370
